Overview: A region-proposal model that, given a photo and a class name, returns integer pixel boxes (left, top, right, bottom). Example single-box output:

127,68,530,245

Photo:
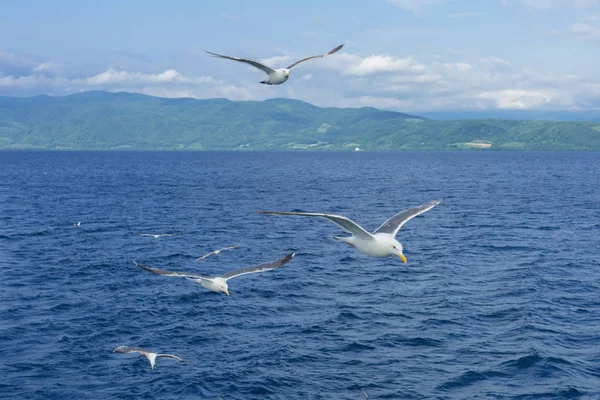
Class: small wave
340,342,375,352
437,369,506,390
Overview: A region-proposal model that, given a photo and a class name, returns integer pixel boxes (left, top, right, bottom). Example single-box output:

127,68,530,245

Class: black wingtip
330,44,344,54
284,252,296,263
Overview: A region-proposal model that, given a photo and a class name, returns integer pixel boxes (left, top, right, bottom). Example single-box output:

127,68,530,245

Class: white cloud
442,62,472,72
477,89,556,108
33,61,60,73
345,55,426,75
302,74,313,80
259,55,293,67
71,68,219,86
570,22,600,38
513,0,599,7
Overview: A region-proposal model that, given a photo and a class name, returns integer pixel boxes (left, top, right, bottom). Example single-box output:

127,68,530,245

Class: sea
0,151,599,400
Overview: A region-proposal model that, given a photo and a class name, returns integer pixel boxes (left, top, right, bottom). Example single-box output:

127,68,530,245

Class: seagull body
203,44,344,85
113,346,186,370
138,233,177,239
134,252,295,296
256,200,441,263
74,221,81,226
195,244,240,262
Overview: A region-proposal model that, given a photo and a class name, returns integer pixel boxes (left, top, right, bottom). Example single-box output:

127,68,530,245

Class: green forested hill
1,91,599,150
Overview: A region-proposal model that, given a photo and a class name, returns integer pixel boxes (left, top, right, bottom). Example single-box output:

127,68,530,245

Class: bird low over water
203,44,344,85
134,252,295,296
113,346,186,370
256,200,441,262
195,244,240,262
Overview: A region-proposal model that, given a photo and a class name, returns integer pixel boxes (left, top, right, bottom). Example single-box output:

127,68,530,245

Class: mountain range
1,91,599,151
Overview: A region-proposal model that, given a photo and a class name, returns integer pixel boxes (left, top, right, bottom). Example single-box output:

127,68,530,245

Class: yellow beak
225,290,230,297
399,253,407,263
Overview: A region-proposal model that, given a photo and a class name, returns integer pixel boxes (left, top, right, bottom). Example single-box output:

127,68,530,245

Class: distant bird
137,233,178,239
74,221,81,226
113,346,186,370
195,244,240,262
256,200,441,263
134,252,295,296
203,44,344,85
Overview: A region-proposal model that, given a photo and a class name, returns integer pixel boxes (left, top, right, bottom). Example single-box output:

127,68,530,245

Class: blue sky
1,0,600,112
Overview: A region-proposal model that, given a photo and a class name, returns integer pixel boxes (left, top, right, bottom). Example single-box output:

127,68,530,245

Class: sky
1,0,600,112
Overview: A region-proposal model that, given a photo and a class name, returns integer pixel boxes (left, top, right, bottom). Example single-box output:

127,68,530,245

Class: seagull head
391,240,407,263
284,69,290,78
214,277,230,296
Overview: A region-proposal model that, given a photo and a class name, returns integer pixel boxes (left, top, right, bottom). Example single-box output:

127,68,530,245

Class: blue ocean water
0,151,599,400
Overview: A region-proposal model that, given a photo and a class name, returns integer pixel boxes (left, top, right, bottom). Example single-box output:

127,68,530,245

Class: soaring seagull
113,346,186,370
134,252,295,296
137,233,178,239
195,244,240,262
203,44,344,85
256,200,441,263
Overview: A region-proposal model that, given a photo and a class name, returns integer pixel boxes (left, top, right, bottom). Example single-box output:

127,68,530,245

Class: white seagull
203,44,344,85
113,346,186,370
137,233,178,239
195,244,240,262
74,221,81,226
256,200,441,263
134,252,295,296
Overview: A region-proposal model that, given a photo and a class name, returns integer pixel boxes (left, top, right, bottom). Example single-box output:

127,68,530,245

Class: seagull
256,200,441,263
137,233,178,239
134,252,295,296
203,44,344,85
195,244,240,262
74,221,81,226
113,346,186,370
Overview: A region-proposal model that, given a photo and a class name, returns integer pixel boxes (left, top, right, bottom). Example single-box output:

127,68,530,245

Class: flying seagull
74,221,81,226
113,346,186,370
195,244,240,262
137,233,178,239
256,200,441,263
203,44,344,85
134,252,295,296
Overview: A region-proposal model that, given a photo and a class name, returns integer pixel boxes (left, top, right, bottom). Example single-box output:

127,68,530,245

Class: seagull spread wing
222,252,295,280
114,346,150,354
257,210,374,240
157,353,186,362
203,50,276,75
134,261,212,282
286,44,344,69
373,199,441,236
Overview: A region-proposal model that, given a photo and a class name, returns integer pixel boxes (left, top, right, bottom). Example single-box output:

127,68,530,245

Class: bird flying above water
195,244,240,262
137,233,178,239
203,44,344,85
134,252,295,296
256,200,441,263
113,346,186,370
